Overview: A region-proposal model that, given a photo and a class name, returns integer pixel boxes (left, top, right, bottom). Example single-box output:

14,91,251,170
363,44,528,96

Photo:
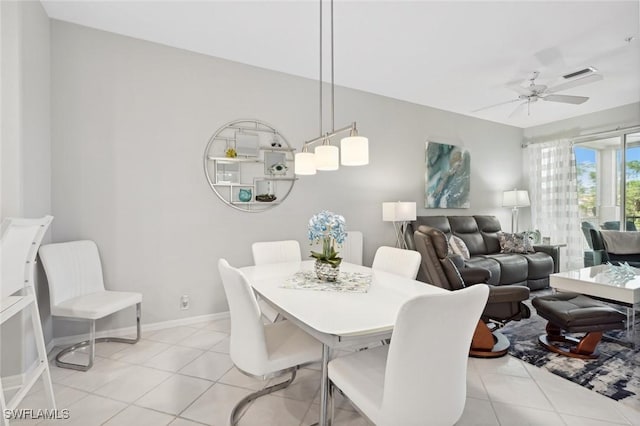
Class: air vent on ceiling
563,67,597,79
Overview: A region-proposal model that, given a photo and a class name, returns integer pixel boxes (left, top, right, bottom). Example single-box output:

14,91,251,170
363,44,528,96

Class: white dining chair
371,246,421,279
328,284,489,426
218,259,322,425
251,240,301,265
1,216,56,424
38,240,142,371
251,240,301,321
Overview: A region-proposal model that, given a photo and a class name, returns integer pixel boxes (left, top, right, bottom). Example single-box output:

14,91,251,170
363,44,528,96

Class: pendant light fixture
295,0,369,175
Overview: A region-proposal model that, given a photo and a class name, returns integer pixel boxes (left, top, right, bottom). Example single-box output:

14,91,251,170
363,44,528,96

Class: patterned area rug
501,295,640,410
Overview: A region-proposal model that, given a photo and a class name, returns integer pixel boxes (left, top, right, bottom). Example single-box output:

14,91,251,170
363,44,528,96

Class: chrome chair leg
56,303,141,371
229,368,296,425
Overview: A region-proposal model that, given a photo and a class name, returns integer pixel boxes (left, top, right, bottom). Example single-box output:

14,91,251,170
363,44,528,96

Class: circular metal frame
203,119,296,213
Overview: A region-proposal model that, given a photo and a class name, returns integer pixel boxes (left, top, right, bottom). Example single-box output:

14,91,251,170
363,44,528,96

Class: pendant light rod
302,122,357,147
331,0,335,132
319,0,323,136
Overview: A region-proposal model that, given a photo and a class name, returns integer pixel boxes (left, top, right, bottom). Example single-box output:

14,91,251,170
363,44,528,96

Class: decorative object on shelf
269,163,288,175
502,189,530,232
425,141,470,208
270,133,282,148
238,188,252,202
382,201,417,249
294,0,369,176
256,194,277,202
308,210,346,281
203,119,296,212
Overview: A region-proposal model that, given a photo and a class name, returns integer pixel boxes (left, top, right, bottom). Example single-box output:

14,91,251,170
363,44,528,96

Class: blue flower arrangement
308,210,346,268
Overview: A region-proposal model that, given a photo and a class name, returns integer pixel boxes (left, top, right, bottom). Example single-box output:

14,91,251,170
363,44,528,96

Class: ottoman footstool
532,293,626,359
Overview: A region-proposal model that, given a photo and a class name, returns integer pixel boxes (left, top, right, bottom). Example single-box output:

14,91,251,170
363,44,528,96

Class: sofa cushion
521,252,554,279
474,215,502,254
482,254,528,285
449,216,487,255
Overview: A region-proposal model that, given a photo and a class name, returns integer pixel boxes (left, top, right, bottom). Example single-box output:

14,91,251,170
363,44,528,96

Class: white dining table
239,260,447,426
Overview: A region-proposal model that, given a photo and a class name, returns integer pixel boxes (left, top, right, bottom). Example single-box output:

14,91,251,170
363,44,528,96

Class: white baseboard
49,311,230,354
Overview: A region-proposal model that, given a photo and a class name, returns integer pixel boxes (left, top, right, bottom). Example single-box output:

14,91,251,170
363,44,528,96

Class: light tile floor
8,318,640,425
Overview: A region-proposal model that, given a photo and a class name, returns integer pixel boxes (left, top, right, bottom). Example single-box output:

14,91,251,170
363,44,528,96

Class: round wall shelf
203,119,296,212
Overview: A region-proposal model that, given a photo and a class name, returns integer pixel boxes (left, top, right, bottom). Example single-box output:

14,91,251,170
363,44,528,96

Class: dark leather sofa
405,215,556,290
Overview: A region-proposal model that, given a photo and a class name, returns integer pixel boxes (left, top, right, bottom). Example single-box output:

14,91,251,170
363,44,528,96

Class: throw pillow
449,235,471,260
498,232,534,254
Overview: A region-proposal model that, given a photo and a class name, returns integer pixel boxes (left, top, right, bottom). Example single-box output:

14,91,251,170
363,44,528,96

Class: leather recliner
414,225,531,358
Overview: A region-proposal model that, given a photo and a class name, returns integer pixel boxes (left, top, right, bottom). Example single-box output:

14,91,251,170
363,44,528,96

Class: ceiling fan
474,68,604,117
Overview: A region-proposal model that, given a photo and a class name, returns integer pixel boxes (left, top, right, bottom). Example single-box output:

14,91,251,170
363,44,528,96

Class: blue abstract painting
425,142,470,208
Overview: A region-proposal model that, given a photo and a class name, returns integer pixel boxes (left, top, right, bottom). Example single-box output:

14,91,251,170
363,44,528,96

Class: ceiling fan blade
471,98,520,113
546,73,603,94
509,101,528,118
543,94,589,104
507,82,533,96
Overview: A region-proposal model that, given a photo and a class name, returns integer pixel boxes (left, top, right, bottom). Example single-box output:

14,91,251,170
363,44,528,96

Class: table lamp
382,201,417,249
502,189,530,232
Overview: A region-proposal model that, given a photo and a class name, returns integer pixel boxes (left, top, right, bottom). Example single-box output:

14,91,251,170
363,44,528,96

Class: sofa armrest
533,244,560,273
460,267,491,285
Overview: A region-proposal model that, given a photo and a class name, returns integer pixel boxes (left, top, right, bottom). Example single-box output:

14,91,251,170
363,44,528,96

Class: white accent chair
371,246,421,279
328,284,489,426
1,216,56,425
251,240,301,322
218,259,321,425
38,240,142,371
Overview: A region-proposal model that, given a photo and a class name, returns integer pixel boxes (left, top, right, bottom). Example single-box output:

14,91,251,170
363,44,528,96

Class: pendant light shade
295,152,317,175
340,135,369,166
315,144,339,171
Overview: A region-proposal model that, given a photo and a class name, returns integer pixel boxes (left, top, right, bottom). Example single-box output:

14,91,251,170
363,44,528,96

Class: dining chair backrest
309,231,364,265
341,231,363,265
39,240,106,309
371,246,421,279
251,240,302,265
1,216,53,300
218,259,269,375
381,284,489,425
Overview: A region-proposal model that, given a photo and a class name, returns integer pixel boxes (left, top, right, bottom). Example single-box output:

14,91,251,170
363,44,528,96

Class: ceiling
41,1,640,129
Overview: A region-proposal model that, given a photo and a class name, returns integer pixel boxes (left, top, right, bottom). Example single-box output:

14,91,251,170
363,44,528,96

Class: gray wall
1,0,51,375
50,20,525,336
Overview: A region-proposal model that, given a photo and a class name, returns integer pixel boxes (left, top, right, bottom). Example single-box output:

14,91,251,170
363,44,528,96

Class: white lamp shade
315,145,339,171
502,189,530,207
382,202,417,222
340,136,369,166
295,152,317,175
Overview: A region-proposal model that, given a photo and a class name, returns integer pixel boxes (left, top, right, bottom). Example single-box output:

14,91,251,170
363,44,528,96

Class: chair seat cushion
263,320,322,374
51,290,141,320
328,345,388,425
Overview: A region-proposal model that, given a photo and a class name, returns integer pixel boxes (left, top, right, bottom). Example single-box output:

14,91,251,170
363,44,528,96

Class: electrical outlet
180,295,190,310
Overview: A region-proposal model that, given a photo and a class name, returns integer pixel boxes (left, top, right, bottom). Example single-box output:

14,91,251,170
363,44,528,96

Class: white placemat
281,271,372,293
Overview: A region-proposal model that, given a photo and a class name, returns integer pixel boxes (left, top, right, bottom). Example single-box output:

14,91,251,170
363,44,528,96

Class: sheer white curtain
528,140,583,271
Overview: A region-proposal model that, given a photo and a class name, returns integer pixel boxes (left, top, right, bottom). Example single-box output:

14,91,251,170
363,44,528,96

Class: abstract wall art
425,142,470,208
